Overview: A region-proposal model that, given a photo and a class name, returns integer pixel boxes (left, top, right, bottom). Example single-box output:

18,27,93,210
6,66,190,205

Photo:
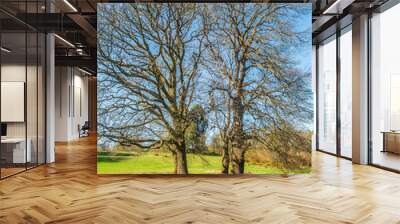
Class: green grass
97,151,310,174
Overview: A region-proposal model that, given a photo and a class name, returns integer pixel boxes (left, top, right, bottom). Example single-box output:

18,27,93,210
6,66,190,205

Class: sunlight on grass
97,152,310,174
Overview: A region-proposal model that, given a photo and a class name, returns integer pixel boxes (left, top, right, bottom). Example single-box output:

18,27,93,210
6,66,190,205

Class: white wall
71,73,89,138
55,66,69,141
55,67,89,141
1,64,42,138
1,63,46,164
1,64,26,138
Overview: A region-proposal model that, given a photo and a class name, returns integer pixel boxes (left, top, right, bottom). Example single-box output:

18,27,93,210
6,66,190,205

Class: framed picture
97,3,312,175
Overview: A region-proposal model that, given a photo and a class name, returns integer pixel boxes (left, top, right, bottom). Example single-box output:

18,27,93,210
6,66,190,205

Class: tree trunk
231,95,245,174
173,136,188,174
231,150,245,174
221,142,230,174
172,151,178,174
175,148,188,174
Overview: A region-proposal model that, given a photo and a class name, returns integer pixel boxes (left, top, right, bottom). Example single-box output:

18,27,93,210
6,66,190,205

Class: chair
79,121,90,138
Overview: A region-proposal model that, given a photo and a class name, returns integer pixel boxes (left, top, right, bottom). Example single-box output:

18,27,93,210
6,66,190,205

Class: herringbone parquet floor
1,136,400,224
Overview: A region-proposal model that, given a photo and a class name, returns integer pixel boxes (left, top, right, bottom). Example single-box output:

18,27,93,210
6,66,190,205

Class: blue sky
292,3,312,72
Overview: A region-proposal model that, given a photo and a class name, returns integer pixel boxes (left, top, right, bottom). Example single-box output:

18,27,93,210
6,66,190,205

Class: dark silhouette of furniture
79,121,90,138
382,131,400,154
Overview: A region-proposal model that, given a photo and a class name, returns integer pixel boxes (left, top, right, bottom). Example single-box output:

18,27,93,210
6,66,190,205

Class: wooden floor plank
0,136,400,223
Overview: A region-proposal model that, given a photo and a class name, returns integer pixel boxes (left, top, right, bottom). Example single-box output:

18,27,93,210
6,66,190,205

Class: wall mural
97,3,312,174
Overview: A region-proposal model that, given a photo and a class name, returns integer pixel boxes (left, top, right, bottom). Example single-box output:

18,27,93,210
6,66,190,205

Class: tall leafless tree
208,88,233,174
97,3,208,174
205,4,312,174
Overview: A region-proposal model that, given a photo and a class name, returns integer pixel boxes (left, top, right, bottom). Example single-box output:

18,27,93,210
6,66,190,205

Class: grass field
97,151,310,174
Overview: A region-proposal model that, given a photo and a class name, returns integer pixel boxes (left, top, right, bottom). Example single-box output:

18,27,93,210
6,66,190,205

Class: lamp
78,67,93,76
63,0,78,12
1,47,11,53
54,34,75,48
322,0,355,15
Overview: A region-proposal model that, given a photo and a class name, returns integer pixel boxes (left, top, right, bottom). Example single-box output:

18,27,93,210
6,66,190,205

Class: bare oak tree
208,88,233,174
97,3,207,174
205,4,312,174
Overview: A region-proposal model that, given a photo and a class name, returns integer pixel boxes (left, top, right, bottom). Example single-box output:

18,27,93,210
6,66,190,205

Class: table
1,138,31,164
382,131,400,154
